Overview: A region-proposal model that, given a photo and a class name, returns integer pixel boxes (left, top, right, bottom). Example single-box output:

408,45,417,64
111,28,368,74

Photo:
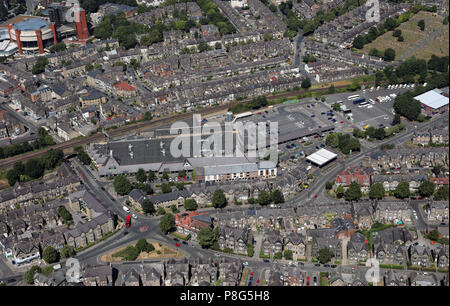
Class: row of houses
0,162,81,211
35,257,242,286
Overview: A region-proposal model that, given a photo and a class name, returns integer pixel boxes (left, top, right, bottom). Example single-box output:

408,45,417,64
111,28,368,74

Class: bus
126,215,131,228
347,94,360,101
353,98,366,105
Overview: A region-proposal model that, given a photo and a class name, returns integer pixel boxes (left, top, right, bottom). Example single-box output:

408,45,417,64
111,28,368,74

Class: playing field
361,11,449,60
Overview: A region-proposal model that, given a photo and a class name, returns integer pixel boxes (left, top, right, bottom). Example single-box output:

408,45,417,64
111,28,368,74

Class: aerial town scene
0,0,448,289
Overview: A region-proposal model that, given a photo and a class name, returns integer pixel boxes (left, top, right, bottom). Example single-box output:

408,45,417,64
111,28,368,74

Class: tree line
5,149,64,186
0,127,55,160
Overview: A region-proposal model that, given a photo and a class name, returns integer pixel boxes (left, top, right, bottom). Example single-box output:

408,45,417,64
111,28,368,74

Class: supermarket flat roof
414,89,449,110
306,148,337,166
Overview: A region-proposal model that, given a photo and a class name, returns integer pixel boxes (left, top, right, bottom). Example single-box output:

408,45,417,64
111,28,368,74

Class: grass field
361,11,449,60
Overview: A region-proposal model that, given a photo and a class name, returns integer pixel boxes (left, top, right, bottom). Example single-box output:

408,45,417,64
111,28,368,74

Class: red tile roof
175,211,211,233
429,177,449,185
114,81,136,92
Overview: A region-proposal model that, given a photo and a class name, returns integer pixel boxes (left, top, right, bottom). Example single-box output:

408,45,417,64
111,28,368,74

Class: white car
376,86,380,90
243,262,249,266
123,206,130,213
132,214,137,219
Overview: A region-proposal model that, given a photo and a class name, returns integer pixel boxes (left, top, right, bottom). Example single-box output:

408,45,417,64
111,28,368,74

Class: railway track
0,81,374,171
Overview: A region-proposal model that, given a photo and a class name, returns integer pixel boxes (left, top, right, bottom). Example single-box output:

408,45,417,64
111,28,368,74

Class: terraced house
374,201,413,224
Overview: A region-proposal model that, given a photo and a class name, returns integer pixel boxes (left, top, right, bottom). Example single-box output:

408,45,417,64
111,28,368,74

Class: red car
256,279,260,285
314,194,318,199
340,121,344,123
306,276,310,286
175,242,180,247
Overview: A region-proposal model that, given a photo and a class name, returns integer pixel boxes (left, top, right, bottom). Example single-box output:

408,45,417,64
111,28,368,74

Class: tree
49,42,67,53
24,159,44,179
332,102,341,112
258,190,272,206
156,207,166,215
352,35,365,49
60,245,75,258
434,186,449,201
394,181,410,199
301,78,311,89
318,247,333,264
197,226,216,248
170,204,179,213
427,229,440,241
418,19,425,31
148,170,156,182
325,133,339,148
397,35,404,42
432,164,445,176
161,172,169,180
31,57,49,74
374,128,386,140
113,175,132,195
24,266,42,284
284,250,293,260
393,92,421,121
6,169,19,186
136,168,147,183
136,238,154,253
141,199,155,215
178,170,186,178
184,199,198,211
58,206,72,222
369,183,385,200
392,113,401,125
42,246,60,264
271,189,285,204
77,150,91,165
393,29,402,37
418,180,435,198
344,182,362,201
212,189,227,208
326,181,334,190
159,213,175,234
384,48,396,61
335,185,345,198
142,184,153,195
161,183,172,193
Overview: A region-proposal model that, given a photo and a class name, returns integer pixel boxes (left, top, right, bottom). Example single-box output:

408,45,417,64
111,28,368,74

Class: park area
101,239,184,262
361,11,449,61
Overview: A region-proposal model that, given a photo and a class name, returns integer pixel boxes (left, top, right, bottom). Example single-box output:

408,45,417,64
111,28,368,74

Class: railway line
0,81,374,171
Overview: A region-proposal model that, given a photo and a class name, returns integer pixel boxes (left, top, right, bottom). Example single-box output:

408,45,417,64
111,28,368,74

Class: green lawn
360,11,449,60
